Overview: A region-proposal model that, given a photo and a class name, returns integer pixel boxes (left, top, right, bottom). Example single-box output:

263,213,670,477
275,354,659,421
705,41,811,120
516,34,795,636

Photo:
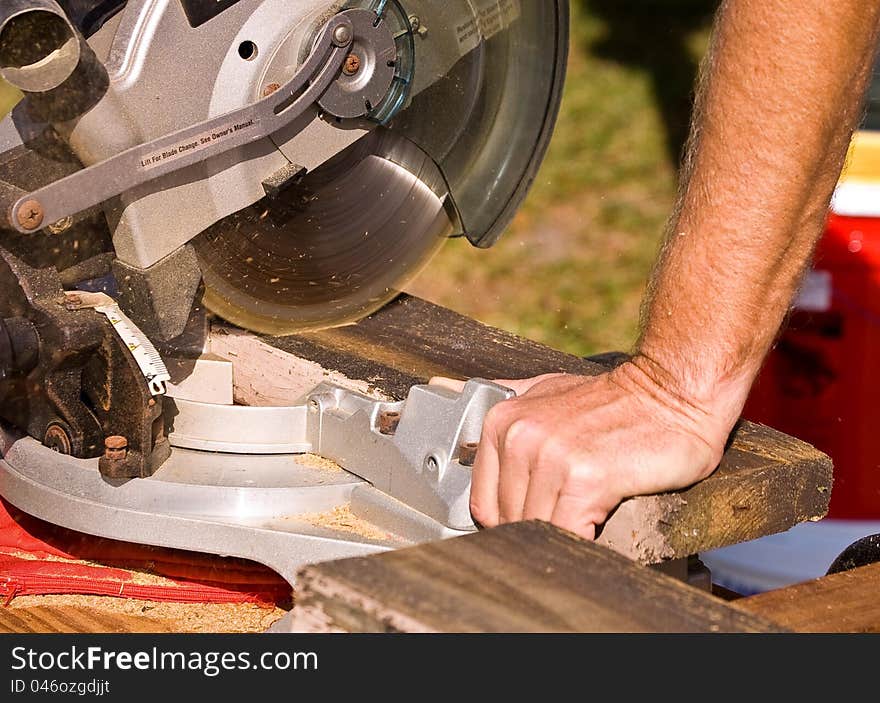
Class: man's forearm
443,0,880,539
636,0,880,435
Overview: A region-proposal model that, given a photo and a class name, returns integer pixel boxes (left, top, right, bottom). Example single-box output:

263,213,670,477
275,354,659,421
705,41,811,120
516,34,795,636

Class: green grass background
407,0,719,356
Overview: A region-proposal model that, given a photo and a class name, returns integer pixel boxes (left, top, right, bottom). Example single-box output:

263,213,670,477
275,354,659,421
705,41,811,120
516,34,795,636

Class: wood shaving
3,551,290,632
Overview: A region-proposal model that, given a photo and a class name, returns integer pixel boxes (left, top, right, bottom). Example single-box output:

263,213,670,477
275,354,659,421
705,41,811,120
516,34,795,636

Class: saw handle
1,12,355,234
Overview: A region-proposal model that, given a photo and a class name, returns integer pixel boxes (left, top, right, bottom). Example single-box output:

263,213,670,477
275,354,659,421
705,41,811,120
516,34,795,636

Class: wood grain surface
0,606,175,634
738,562,880,632
291,521,784,633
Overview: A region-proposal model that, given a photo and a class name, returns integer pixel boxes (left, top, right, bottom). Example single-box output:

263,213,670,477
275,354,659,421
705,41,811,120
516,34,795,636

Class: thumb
430,374,566,396
429,376,466,392
492,373,568,396
430,376,534,396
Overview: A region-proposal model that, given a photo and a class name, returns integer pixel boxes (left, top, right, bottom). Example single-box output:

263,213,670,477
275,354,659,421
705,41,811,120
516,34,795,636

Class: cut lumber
0,606,175,634
211,295,833,563
737,562,880,632
290,520,784,633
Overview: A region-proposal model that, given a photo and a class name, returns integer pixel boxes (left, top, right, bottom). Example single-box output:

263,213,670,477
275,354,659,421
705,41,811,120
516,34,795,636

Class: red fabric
0,498,290,605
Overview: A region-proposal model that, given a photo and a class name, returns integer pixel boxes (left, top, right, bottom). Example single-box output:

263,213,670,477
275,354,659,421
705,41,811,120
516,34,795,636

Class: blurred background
407,0,721,357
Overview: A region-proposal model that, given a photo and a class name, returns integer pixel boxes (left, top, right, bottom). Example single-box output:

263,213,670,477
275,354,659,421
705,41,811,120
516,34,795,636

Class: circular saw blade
194,131,453,335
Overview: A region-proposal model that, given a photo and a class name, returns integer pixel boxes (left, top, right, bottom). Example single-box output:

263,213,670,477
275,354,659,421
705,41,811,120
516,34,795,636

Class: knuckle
483,401,513,430
534,433,568,467
502,416,542,452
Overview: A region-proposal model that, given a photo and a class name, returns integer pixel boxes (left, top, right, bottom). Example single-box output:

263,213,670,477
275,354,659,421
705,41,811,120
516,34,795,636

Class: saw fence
4,294,869,634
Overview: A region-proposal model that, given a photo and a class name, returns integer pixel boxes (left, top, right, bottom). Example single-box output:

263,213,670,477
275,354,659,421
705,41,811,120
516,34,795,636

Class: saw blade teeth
194,132,452,334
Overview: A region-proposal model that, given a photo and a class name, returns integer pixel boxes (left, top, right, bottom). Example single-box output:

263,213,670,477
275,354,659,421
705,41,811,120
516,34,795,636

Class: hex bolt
17,199,44,231
458,441,479,467
104,435,128,461
343,54,361,76
378,410,401,435
333,23,353,46
262,82,281,97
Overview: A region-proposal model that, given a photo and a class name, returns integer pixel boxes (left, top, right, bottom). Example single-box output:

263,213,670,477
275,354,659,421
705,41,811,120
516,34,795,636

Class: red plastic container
744,213,880,518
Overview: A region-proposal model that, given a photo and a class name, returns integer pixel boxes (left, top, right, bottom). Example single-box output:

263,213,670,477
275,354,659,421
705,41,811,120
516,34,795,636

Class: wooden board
0,597,289,634
290,520,783,633
0,606,175,634
211,294,833,563
737,562,880,632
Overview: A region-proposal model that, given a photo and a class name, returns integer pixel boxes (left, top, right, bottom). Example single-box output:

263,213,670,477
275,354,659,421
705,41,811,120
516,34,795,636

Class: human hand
431,361,733,540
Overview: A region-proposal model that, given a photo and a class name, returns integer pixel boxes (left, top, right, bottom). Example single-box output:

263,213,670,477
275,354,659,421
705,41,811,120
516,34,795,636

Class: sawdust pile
7,595,288,633
7,551,195,587
301,505,391,542
294,453,343,472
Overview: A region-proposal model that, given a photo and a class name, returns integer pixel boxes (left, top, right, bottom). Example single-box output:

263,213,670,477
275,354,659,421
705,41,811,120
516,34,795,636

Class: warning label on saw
138,118,258,171
456,0,521,53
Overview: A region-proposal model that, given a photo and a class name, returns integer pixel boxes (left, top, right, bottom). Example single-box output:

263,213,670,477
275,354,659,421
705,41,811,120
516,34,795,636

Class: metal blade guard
308,379,514,531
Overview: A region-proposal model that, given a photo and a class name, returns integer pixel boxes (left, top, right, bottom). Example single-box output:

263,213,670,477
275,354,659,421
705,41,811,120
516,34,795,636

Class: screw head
343,54,361,76
105,435,128,450
332,23,353,46
17,199,44,231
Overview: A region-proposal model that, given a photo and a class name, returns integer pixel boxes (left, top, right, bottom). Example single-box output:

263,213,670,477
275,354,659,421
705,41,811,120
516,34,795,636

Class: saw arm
1,11,358,233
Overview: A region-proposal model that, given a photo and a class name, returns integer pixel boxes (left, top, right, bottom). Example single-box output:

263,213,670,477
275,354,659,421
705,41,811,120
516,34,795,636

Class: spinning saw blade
194,131,454,334
194,0,569,333
0,0,568,335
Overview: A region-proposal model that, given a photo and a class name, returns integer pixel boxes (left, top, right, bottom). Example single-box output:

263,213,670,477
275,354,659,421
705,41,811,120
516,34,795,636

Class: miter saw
0,0,568,586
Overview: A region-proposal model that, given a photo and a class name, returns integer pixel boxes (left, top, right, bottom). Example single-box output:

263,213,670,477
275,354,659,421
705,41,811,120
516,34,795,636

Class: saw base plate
0,426,466,586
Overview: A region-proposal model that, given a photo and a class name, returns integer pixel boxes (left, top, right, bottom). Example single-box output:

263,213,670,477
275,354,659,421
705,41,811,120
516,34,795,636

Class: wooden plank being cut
290,520,783,633
210,295,833,564
737,562,880,632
